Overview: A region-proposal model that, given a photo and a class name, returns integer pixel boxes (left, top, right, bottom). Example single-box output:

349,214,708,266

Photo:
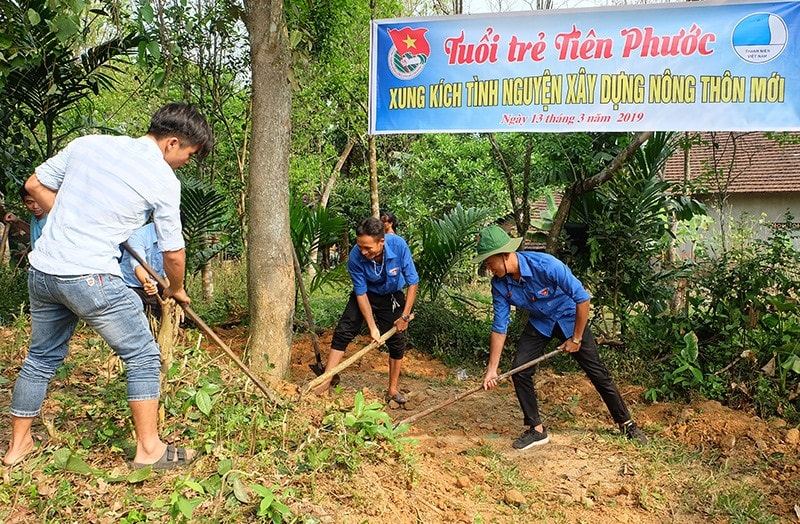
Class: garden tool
291,246,339,386
122,242,282,405
302,315,413,395
393,348,561,428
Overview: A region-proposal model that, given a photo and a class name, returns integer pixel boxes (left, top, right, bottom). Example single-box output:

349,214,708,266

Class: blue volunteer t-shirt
120,223,164,288
29,214,47,249
491,251,591,338
347,234,419,296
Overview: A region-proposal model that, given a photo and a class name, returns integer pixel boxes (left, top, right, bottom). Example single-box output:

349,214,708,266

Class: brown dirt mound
286,330,800,522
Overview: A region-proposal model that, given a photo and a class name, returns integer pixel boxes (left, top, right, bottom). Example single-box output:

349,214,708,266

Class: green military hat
472,225,522,264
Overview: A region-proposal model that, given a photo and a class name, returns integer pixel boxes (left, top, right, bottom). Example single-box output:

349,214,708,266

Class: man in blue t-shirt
120,222,167,317
3,186,48,251
475,225,647,450
314,216,419,404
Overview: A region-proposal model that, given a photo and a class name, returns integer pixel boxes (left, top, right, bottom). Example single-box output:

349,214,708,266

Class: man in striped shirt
3,103,212,470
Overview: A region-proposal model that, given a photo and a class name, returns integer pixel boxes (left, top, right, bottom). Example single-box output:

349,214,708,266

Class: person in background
474,225,648,450
2,102,213,470
314,216,418,404
3,186,48,250
120,222,167,317
380,210,398,235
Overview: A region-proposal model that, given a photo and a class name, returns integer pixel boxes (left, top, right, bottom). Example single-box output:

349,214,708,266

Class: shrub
0,266,28,325
408,297,492,369
637,216,800,422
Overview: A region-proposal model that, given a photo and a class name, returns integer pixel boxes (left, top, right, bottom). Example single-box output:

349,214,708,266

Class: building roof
663,132,800,194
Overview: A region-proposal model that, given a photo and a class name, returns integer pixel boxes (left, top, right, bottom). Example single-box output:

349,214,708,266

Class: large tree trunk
243,0,294,379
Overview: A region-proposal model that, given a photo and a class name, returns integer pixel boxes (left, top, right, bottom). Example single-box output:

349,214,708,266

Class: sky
461,0,678,15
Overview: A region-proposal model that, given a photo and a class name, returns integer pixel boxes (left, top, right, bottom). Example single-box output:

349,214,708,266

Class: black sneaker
621,421,648,444
512,427,549,450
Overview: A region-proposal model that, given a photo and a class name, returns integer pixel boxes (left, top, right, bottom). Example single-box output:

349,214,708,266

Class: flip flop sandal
1,434,46,467
132,444,195,471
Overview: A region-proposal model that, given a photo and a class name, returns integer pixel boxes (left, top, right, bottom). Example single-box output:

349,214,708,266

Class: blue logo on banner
733,12,788,63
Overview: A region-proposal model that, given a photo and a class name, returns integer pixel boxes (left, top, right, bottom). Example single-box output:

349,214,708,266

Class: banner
369,1,800,134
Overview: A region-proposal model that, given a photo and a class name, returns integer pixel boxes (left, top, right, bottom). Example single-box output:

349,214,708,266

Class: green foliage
0,266,29,325
289,194,350,297
716,486,780,524
185,259,248,325
176,382,223,419
411,204,492,300
306,283,349,328
181,178,232,274
382,134,508,234
409,297,492,368
635,217,800,421
289,193,346,268
574,165,703,338
249,483,292,522
644,332,724,402
0,0,144,182
319,391,412,470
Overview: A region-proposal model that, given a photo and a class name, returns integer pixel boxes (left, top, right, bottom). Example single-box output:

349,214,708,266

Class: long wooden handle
303,313,415,394
393,349,561,428
121,242,281,405
290,246,322,360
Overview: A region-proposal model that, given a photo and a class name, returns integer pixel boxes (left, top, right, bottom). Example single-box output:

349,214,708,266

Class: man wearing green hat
474,225,647,449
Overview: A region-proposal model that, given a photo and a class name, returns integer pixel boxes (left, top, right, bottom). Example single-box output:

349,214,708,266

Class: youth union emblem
387,26,430,80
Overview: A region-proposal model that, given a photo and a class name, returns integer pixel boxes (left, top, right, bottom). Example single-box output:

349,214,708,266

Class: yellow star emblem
403,35,417,50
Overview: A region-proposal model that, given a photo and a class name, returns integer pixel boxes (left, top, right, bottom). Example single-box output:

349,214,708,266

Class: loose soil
2,325,800,523
286,331,800,523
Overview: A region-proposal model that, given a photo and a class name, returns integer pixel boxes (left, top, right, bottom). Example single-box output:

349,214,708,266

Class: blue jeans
10,269,162,417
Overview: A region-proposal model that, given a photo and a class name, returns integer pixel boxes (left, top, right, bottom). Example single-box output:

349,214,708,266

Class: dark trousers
129,285,163,318
331,291,407,359
511,322,631,428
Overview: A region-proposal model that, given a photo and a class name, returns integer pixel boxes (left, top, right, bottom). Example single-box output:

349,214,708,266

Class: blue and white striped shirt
29,135,184,276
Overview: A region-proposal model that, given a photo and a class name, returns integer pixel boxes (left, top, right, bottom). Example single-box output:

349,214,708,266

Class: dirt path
289,331,800,523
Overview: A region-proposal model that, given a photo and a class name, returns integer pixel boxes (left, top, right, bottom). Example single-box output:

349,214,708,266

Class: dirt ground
3,323,800,522
284,330,800,523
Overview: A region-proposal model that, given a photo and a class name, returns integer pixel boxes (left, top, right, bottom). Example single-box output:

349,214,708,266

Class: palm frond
413,204,492,300
181,179,230,274
290,195,346,267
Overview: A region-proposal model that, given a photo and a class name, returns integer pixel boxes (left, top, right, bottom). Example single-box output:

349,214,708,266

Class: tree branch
545,131,654,254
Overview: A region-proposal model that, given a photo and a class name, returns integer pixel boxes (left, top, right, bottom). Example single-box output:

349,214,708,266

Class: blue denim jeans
10,268,162,417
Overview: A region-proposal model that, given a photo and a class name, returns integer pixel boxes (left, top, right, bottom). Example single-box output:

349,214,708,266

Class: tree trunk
201,264,214,300
243,0,294,379
311,137,354,276
369,135,379,217
488,133,534,239
320,137,354,209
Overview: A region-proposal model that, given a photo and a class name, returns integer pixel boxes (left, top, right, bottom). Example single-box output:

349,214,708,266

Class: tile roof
663,132,800,194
